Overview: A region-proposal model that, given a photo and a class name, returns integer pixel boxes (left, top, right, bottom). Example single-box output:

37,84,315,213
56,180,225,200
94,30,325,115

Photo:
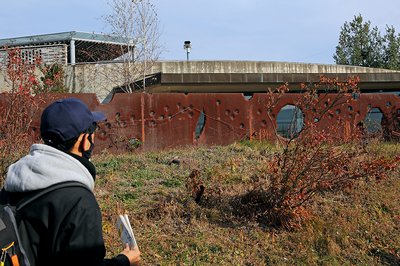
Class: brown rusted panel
95,93,143,152
250,93,300,140
1,92,399,153
200,93,249,145
143,93,194,150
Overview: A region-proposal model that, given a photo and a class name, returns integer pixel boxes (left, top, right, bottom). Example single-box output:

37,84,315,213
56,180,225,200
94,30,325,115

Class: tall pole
184,41,191,61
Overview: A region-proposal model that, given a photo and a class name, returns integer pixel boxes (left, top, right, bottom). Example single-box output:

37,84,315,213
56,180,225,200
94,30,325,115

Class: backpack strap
17,181,90,210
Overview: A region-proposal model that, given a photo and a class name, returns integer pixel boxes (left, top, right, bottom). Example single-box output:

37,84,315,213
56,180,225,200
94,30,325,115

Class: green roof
0,31,130,47
0,31,132,63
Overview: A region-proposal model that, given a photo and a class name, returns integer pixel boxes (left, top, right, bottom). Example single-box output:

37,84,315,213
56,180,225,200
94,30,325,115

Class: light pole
183,41,191,61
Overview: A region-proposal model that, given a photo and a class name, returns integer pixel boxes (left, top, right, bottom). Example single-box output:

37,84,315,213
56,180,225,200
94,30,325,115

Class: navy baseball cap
40,98,106,142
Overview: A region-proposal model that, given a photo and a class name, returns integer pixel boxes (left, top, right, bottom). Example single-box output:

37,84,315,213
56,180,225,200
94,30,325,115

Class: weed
161,178,183,188
93,141,399,265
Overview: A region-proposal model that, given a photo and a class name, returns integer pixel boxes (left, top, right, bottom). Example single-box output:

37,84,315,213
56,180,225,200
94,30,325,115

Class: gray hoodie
5,144,94,192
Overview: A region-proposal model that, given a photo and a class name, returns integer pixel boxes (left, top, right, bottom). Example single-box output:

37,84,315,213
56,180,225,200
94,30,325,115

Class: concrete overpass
2,57,400,99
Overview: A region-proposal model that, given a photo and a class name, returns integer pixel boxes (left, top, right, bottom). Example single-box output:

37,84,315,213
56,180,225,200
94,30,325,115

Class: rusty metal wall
1,92,399,152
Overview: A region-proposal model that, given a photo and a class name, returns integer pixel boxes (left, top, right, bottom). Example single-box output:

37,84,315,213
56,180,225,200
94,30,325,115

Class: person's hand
120,243,140,266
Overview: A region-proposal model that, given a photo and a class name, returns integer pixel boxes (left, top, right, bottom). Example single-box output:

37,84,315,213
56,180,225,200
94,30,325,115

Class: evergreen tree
334,14,384,68
383,26,400,70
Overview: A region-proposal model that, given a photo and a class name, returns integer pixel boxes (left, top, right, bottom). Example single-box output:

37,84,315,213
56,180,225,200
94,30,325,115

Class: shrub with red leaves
0,48,49,185
241,76,399,229
184,76,399,229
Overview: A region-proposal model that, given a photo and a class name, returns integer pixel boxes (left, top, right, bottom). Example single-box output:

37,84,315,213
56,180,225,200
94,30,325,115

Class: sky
0,0,399,64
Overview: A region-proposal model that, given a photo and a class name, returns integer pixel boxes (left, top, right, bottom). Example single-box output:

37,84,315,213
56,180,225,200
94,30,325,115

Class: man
0,98,140,266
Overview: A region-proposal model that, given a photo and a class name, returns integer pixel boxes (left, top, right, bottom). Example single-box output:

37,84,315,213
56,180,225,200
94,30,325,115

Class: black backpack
0,182,88,266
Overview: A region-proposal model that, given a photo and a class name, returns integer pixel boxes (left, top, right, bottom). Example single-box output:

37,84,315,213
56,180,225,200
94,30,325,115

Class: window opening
195,110,206,139
276,104,304,138
364,108,383,134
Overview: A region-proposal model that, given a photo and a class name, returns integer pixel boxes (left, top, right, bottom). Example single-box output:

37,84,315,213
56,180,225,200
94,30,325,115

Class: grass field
94,141,400,265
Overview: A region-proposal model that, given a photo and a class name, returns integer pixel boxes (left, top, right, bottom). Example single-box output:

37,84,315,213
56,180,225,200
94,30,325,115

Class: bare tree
103,0,162,92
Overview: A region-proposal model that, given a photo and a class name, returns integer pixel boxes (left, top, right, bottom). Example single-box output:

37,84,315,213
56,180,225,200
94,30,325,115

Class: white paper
116,214,137,248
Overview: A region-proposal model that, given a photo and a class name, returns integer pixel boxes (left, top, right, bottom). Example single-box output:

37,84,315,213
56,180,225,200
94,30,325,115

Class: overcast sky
0,0,399,64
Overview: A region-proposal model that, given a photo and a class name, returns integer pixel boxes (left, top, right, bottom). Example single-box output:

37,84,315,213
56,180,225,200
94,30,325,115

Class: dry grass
94,141,400,265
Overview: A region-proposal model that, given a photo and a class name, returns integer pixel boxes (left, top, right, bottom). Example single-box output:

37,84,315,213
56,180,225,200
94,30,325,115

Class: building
0,31,130,65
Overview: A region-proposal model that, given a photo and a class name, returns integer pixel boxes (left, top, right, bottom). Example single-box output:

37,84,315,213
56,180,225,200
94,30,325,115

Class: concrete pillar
70,39,76,65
